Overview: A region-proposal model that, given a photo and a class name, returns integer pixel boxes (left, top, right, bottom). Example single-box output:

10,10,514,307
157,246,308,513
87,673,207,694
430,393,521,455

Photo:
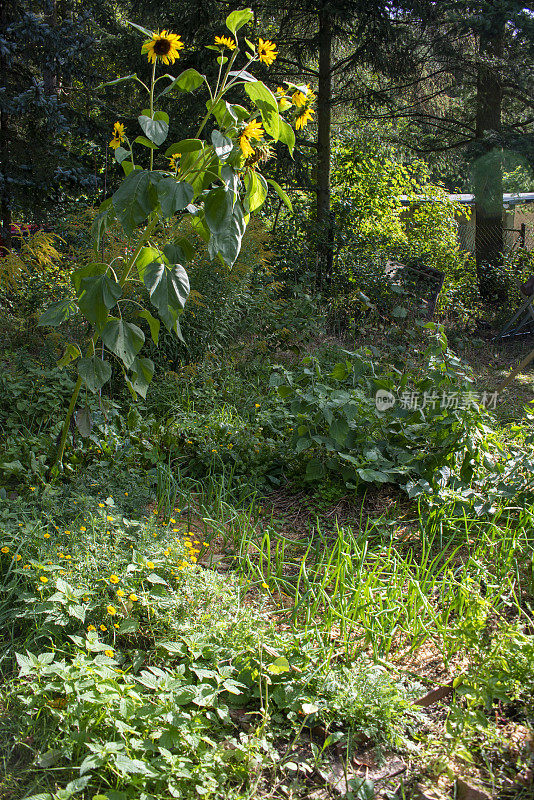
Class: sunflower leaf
225,8,254,35
128,357,155,399
112,170,158,235
138,115,169,146
101,318,145,369
156,178,194,218
78,357,112,393
267,178,293,211
245,81,280,140
158,69,205,97
126,20,153,37
144,261,190,335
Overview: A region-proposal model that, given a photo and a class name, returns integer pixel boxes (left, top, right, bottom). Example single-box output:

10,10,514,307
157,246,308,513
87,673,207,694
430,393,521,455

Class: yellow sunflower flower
295,107,314,130
257,38,277,66
292,90,306,108
142,30,184,65
109,122,125,150
239,119,264,159
214,35,236,50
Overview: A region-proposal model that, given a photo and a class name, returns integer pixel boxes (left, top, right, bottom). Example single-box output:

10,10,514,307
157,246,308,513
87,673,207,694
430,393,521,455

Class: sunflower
257,38,277,66
109,121,125,150
295,107,314,130
142,30,184,65
214,35,236,51
239,119,264,159
168,154,180,171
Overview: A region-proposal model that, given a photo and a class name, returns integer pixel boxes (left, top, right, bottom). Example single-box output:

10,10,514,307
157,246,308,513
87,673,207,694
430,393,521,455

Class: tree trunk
316,6,333,289
474,16,504,299
0,0,11,248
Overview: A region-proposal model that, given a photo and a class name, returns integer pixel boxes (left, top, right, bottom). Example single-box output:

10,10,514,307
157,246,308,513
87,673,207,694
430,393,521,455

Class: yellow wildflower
142,30,184,65
109,574,119,584
295,107,314,130
106,605,117,616
109,122,125,150
116,589,125,598
104,649,114,658
214,35,236,50
129,593,138,602
257,38,277,65
146,561,155,569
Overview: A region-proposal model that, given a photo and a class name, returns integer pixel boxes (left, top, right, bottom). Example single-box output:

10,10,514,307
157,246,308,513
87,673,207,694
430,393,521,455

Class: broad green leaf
245,81,279,140
112,170,158,235
228,68,256,82
277,117,295,155
134,135,158,150
144,261,190,334
135,246,164,281
226,8,253,34
38,298,78,327
207,202,246,265
97,73,138,89
91,201,115,251
267,656,290,674
156,178,194,218
78,357,112,393
165,139,203,157
72,262,107,293
78,273,122,329
163,237,195,264
137,308,160,344
305,458,325,482
118,618,139,634
101,318,145,369
211,130,233,161
159,68,205,97
57,343,82,368
267,178,293,211
129,356,154,399
74,407,92,437
138,115,169,146
204,187,233,234
114,146,130,164
244,171,268,212
330,418,349,445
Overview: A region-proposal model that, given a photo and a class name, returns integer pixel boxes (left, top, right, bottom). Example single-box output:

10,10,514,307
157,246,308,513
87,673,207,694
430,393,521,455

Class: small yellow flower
40,576,48,583
107,605,117,616
295,107,314,130
30,486,36,491
164,549,170,556
80,526,86,532
64,530,71,535
1,546,9,553
257,38,277,65
255,403,260,408
109,122,125,150
211,449,217,453
116,589,125,598
124,492,128,496
87,624,96,631
104,649,114,658
65,555,71,560
146,561,155,569
129,593,138,602
23,564,30,569
142,30,184,65
99,503,105,508
106,516,114,522
43,533,50,539
214,34,236,50
170,518,176,524
190,556,197,563
114,623,119,629
262,582,269,589
109,574,119,584
100,624,107,631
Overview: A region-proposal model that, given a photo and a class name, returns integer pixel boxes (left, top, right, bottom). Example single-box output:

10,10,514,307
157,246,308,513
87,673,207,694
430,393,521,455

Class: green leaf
165,139,203,157
101,318,145,369
211,130,233,161
393,305,408,319
267,656,290,674
144,261,190,334
156,178,194,218
163,237,195,264
72,261,107,293
118,618,139,634
137,309,160,345
129,356,154,399
112,170,158,235
135,246,164,280
138,115,169,146
134,135,158,150
357,468,390,483
97,73,139,89
330,418,349,445
305,458,325,482
114,146,130,164
277,118,295,155
207,202,246,266
78,357,112,393
244,171,268,213
91,201,115,251
126,20,153,37
57,343,82,368
204,187,233,234
267,178,293,211
74,407,92,437
159,68,205,97
245,82,280,140
38,298,78,327
226,8,253,34
78,273,121,329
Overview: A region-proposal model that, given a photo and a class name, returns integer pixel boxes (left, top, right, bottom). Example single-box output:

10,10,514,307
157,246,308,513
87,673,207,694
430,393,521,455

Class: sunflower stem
149,60,156,170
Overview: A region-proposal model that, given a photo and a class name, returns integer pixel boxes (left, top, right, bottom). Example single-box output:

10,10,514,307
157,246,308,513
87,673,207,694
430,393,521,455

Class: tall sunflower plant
39,8,314,474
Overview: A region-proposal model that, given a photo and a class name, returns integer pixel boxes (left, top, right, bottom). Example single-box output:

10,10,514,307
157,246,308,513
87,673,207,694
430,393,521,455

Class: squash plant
38,9,314,474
